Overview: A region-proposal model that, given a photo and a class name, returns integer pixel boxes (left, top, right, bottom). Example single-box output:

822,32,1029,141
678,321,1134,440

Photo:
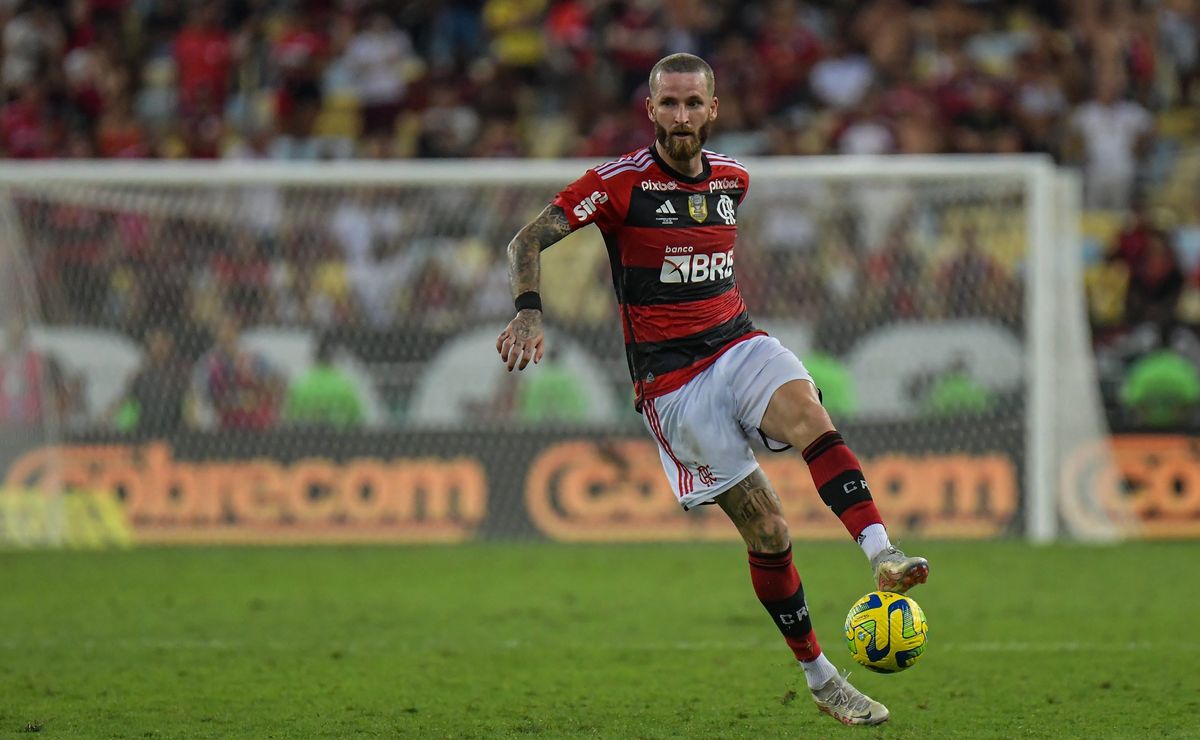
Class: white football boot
870,546,929,594
810,672,889,726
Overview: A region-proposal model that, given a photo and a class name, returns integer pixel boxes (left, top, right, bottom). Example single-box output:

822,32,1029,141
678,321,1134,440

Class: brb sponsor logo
709,177,742,192
660,247,735,283
572,190,609,221
641,180,678,191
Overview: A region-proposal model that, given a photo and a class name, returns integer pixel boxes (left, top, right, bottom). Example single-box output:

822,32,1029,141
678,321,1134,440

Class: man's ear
710,96,719,120
645,96,654,122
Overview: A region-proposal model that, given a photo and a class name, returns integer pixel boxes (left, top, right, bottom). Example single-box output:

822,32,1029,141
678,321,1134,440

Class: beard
655,120,710,161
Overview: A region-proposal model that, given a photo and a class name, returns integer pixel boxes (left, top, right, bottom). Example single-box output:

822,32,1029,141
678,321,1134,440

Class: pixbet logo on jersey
572,190,609,221
659,249,735,283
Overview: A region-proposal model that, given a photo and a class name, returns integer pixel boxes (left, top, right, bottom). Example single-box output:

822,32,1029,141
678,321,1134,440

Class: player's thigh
719,336,819,449
641,373,759,511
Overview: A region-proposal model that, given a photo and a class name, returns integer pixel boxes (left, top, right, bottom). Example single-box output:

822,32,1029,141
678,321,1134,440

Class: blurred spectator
604,0,663,96
330,190,412,327
865,226,924,322
939,227,1019,321
96,93,149,158
174,4,232,117
1109,206,1186,337
833,89,895,155
1158,0,1199,105
810,35,874,112
211,232,271,324
427,0,487,73
1123,229,1185,335
1068,68,1154,210
416,79,481,157
2,1,65,94
341,11,415,156
283,334,364,429
755,0,822,114
1012,47,1068,154
0,81,59,158
112,327,188,435
484,0,547,79
190,316,284,430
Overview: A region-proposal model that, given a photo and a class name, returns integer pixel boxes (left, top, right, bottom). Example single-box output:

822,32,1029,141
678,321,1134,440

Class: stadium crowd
2,0,1200,428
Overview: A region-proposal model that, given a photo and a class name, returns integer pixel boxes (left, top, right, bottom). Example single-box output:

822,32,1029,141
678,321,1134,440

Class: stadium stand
1,0,1198,432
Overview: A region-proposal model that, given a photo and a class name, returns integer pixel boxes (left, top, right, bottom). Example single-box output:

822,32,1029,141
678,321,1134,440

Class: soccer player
495,53,928,727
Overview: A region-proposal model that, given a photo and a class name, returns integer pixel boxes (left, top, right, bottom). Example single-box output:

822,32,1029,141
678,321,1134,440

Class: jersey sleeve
551,169,624,234
739,169,751,205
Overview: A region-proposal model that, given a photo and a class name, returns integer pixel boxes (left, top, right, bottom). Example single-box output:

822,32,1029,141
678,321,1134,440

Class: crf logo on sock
777,605,809,625
843,479,870,494
659,249,734,283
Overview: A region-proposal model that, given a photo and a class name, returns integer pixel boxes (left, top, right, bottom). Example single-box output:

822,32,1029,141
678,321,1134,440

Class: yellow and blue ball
844,591,928,674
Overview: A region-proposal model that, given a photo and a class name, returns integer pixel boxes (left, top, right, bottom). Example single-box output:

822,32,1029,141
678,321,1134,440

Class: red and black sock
802,430,883,541
747,546,821,661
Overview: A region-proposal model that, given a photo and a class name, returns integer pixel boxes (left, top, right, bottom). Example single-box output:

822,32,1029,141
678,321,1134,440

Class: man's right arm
506,204,571,297
497,204,573,372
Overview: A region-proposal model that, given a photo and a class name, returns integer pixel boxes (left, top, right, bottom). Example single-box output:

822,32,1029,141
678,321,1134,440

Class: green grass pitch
2,540,1199,738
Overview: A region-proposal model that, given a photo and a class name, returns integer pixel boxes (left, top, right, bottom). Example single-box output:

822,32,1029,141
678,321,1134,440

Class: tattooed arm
496,204,572,372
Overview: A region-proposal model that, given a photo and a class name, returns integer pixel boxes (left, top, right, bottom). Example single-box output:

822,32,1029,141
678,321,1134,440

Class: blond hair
648,53,715,97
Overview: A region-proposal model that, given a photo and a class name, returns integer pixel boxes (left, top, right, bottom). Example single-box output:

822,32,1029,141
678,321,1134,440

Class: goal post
0,156,1114,544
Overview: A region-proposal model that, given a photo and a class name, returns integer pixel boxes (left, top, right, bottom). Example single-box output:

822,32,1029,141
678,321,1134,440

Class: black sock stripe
762,585,813,638
818,470,873,515
802,431,844,462
747,545,792,562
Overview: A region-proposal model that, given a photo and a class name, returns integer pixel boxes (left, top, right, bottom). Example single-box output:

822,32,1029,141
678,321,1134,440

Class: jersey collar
647,143,711,185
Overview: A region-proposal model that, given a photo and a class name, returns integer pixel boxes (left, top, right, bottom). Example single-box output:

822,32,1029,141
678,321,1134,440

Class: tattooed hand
497,204,569,372
496,309,545,371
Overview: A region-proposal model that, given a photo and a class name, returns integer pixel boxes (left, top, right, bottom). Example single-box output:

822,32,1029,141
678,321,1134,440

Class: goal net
0,157,1121,545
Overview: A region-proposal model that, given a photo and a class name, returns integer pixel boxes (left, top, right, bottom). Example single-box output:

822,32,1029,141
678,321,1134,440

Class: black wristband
515,291,542,312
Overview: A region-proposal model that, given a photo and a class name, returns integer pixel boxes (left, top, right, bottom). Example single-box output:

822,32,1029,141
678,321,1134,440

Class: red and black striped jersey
551,144,763,409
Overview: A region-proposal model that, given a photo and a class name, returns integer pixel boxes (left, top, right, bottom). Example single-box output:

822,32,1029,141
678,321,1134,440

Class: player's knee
779,394,832,447
749,513,791,553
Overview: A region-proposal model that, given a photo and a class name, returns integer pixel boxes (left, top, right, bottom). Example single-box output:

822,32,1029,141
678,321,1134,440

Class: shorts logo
659,250,734,283
709,177,742,192
572,190,609,222
696,465,716,486
687,194,708,223
717,194,736,225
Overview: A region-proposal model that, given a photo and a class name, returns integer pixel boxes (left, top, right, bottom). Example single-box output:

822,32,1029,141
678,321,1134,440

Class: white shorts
641,335,812,510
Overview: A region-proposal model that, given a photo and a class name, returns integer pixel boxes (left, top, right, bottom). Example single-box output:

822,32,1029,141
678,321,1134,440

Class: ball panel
843,590,928,673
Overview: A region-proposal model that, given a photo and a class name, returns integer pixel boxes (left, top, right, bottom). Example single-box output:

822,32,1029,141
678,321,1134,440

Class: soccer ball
844,591,928,674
